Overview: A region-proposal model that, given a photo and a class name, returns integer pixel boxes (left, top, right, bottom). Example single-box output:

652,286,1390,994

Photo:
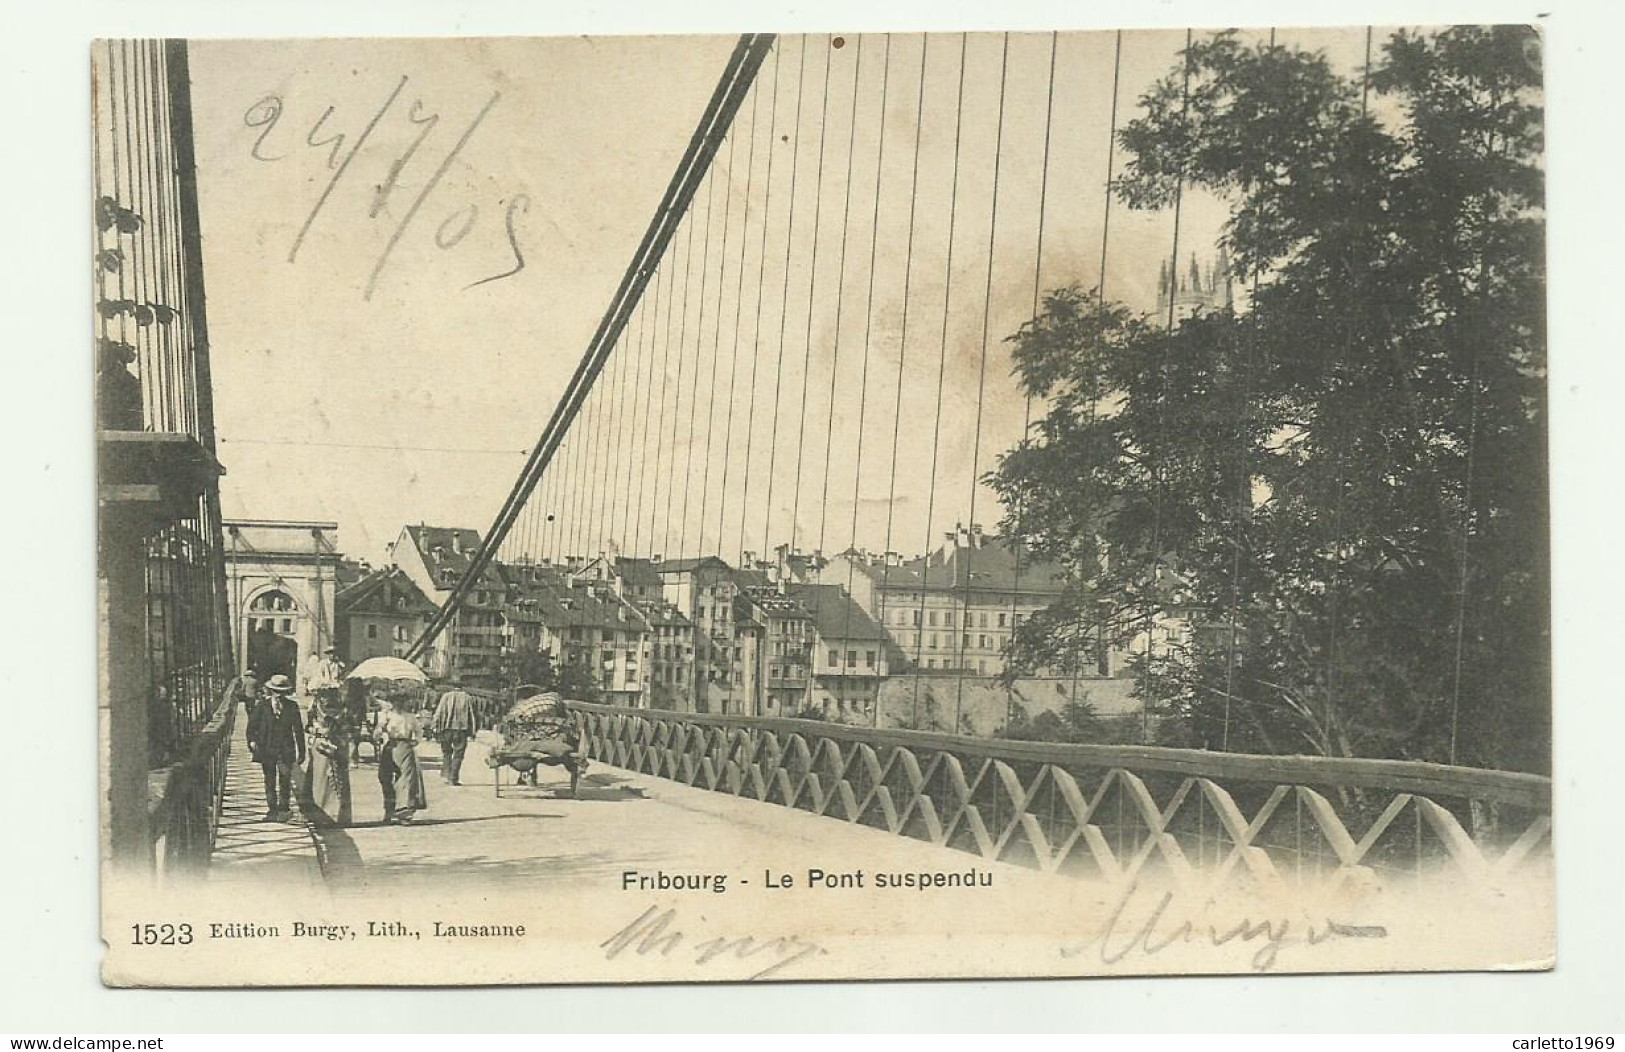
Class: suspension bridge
372,30,1553,915
94,31,1551,939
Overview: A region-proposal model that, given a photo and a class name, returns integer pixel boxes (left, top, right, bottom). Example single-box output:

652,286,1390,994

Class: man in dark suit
247,674,306,821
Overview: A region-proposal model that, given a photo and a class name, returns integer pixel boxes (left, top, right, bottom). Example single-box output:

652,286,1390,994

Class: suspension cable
912,33,971,723
762,35,811,560
736,45,785,567
660,202,701,558
408,34,774,658
955,33,1011,724
675,155,720,558
815,35,867,567
1142,29,1194,744
1009,31,1058,732
878,34,930,725
696,130,740,557
788,37,837,556
1067,29,1120,722
629,264,666,558
715,78,764,560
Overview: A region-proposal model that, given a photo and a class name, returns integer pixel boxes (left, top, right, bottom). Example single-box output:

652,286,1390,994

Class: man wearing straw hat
303,644,345,705
247,674,306,822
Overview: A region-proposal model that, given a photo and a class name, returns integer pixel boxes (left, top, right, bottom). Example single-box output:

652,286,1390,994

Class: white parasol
346,656,428,683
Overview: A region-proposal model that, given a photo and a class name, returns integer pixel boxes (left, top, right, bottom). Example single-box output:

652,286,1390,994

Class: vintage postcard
95,26,1552,987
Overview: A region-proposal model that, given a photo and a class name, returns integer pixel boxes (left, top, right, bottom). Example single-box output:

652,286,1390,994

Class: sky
190,28,1377,565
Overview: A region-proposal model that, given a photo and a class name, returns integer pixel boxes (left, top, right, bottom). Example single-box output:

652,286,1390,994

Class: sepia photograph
92,23,1554,987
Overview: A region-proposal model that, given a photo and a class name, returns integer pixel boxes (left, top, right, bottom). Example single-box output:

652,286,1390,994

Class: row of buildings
221,517,1142,723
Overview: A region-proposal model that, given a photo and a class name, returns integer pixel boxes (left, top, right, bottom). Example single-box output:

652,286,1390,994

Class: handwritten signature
1059,880,1389,973
602,905,830,981
242,75,530,301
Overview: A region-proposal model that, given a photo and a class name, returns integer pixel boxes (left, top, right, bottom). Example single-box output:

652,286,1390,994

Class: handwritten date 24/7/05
243,75,529,301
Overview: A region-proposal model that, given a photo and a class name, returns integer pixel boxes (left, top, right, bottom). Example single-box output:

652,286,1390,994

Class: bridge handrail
149,681,237,877
562,701,1550,811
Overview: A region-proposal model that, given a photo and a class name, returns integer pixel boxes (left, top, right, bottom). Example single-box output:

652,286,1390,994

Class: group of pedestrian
228,648,479,829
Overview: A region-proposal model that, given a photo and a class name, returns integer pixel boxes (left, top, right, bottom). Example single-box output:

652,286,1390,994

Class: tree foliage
501,648,602,703
1001,700,1140,745
990,27,1547,771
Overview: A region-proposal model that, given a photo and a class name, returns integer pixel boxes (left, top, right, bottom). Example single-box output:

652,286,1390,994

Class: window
980,634,990,649
366,623,379,640
963,633,971,649
865,650,876,668
393,625,407,643
928,633,938,649
927,658,937,669
846,649,857,667
928,611,937,627
979,612,989,628
998,612,1007,628
829,649,839,667
912,610,921,627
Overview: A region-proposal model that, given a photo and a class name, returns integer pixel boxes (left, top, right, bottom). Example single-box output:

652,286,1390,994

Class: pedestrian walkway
206,711,325,893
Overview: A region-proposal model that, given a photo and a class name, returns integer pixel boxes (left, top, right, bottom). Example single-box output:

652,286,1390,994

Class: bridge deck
314,737,1075,898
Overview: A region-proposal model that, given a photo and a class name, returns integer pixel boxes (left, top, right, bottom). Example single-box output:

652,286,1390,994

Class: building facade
507,561,651,706
633,597,695,711
655,557,756,715
334,565,436,664
390,524,508,684
827,525,1091,679
739,586,813,715
789,582,890,722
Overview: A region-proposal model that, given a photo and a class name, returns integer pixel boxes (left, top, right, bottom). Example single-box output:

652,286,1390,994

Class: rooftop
503,563,646,632
847,534,1069,596
403,524,503,592
786,583,889,643
336,566,437,618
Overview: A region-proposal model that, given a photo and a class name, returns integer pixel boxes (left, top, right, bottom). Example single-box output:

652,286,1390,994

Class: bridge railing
149,685,237,878
566,702,1552,899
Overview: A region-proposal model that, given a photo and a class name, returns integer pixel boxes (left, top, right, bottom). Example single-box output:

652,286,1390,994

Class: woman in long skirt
374,701,428,824
302,682,360,826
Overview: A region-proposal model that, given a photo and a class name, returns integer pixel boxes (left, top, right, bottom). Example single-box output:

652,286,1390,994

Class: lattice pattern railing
567,703,1551,898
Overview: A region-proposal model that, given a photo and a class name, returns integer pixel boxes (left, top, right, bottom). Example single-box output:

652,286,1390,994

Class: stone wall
869,674,1141,737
